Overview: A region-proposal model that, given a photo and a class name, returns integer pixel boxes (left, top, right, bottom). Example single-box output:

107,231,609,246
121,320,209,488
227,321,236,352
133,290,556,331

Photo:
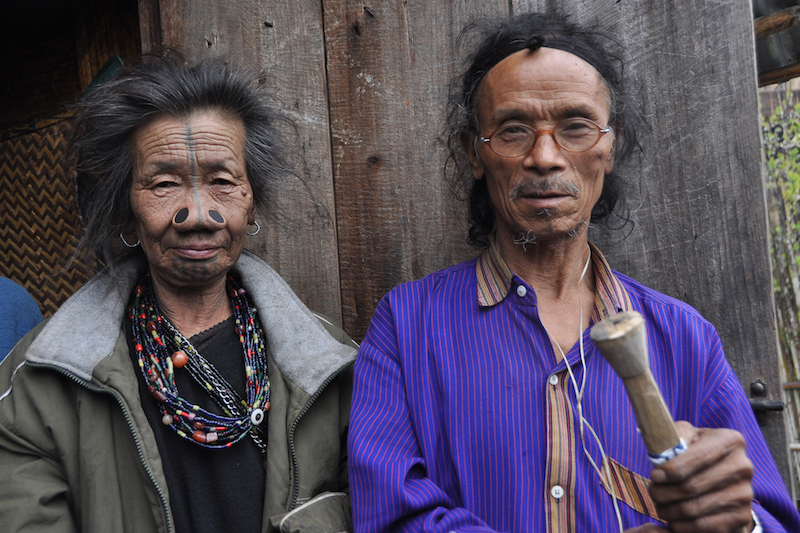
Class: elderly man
348,12,800,533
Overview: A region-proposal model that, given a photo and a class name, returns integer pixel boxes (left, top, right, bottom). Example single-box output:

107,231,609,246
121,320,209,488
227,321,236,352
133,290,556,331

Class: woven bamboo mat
0,121,94,317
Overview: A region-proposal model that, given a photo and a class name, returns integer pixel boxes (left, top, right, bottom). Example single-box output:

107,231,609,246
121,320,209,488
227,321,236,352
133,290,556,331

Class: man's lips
519,194,568,209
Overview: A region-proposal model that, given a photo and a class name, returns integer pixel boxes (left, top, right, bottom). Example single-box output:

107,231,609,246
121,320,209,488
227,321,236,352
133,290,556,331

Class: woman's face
128,109,254,293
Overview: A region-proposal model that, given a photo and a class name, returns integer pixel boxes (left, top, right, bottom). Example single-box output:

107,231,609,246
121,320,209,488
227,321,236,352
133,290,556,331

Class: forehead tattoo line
184,123,203,225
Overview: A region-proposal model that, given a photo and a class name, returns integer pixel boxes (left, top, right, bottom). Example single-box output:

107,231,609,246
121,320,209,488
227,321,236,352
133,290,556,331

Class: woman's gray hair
70,53,293,266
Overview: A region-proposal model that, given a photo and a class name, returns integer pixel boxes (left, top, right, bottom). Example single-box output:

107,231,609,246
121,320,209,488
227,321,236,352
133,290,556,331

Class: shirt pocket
600,456,664,523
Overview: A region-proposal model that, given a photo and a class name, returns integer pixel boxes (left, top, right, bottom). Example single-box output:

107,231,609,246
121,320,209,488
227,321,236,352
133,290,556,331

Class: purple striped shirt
349,243,800,532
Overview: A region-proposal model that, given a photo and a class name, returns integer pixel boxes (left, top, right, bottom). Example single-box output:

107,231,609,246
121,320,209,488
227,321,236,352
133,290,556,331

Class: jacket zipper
27,362,174,533
287,361,353,510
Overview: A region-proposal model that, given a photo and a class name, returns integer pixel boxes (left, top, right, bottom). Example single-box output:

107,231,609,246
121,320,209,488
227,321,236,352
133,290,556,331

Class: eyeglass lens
489,118,604,156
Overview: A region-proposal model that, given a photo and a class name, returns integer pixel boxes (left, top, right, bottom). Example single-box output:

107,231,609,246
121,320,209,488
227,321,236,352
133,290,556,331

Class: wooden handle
590,311,682,457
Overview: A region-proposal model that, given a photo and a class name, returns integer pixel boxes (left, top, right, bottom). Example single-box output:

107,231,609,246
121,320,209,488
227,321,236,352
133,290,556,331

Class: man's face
468,47,616,246
128,109,254,292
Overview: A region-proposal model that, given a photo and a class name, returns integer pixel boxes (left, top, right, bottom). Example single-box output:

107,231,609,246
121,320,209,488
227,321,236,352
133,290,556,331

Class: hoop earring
120,232,140,248
247,221,260,236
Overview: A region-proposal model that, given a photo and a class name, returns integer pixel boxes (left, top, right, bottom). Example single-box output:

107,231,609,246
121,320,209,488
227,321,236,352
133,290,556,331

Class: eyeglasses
479,117,612,157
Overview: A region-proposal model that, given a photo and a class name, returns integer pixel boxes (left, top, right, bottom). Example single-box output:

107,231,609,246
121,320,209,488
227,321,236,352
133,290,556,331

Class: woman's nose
172,203,226,230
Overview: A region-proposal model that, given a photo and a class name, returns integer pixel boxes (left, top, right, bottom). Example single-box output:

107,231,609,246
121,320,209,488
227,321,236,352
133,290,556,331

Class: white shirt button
549,374,559,386
516,285,527,298
550,485,564,499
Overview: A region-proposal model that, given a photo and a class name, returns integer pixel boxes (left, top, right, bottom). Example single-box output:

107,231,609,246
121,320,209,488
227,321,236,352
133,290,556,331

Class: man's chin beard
513,231,538,251
511,221,585,252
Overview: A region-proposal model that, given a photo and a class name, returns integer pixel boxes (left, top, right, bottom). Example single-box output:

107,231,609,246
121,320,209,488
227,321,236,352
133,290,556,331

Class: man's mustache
509,177,580,199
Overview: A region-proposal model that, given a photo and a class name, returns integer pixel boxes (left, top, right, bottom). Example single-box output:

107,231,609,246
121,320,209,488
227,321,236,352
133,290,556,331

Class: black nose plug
174,208,189,224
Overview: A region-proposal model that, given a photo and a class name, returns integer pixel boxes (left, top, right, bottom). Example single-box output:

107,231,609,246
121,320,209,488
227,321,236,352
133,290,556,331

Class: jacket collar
476,239,632,322
25,251,355,394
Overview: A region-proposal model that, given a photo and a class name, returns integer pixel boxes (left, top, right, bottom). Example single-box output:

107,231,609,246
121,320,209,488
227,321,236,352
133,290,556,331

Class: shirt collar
476,239,632,321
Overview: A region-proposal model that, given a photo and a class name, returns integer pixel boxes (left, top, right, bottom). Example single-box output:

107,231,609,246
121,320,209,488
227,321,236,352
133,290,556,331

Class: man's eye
155,181,178,188
559,120,593,134
497,126,530,140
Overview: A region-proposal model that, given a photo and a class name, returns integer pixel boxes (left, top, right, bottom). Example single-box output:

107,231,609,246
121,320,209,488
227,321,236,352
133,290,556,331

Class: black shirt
127,316,266,533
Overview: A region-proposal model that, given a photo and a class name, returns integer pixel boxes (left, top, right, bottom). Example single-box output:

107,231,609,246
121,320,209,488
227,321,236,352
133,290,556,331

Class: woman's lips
173,246,219,260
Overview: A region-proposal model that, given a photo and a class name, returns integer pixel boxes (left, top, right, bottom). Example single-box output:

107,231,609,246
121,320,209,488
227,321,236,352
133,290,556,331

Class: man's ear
461,131,485,180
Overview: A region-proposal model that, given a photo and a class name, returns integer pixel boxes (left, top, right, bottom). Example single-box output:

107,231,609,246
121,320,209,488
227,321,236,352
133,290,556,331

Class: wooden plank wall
140,0,792,488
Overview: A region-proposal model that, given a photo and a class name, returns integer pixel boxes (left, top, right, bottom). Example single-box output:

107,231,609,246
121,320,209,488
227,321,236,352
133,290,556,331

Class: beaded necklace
129,273,270,453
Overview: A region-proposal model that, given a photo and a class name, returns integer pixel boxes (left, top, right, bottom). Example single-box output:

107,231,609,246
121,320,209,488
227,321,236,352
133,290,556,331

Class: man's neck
495,230,592,299
495,230,596,359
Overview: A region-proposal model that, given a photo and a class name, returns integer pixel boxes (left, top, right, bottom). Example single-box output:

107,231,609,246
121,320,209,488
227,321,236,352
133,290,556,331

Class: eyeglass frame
478,117,613,157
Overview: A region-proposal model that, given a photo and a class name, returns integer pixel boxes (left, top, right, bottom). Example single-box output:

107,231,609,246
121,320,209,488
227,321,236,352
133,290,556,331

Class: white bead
250,408,265,426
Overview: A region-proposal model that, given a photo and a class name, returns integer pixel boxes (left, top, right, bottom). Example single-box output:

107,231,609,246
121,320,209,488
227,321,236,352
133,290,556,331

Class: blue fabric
348,257,800,533
0,277,43,361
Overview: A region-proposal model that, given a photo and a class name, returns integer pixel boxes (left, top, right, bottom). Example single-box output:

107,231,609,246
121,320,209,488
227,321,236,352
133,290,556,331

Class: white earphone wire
542,247,624,533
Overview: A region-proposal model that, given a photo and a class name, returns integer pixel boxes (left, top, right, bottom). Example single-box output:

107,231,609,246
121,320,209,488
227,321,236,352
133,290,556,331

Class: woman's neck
149,274,233,338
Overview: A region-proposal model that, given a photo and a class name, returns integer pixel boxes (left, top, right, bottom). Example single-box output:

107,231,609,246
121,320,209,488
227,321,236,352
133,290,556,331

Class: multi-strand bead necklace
129,273,270,453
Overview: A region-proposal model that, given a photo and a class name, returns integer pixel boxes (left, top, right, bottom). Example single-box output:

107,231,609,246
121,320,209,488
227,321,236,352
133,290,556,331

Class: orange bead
172,350,189,368
192,430,207,443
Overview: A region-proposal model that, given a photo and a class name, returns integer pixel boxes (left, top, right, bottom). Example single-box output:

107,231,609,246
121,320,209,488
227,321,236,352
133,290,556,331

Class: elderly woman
0,56,356,533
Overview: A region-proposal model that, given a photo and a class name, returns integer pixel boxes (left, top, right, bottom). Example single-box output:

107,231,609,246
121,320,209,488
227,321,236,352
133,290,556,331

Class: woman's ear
461,131,485,180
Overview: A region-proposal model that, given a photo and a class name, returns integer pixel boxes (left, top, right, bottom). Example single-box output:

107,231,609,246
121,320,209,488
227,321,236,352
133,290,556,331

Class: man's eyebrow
560,105,602,120
489,103,605,124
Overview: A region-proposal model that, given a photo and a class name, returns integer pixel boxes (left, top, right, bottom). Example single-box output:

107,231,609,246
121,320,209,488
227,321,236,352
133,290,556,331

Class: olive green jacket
0,251,356,533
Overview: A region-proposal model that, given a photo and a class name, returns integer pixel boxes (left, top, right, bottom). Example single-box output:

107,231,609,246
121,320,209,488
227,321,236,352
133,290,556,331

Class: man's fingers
652,479,753,527
646,423,754,533
650,424,750,486
649,445,753,505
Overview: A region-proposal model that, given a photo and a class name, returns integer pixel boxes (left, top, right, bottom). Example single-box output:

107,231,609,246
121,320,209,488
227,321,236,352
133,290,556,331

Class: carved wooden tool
590,311,685,462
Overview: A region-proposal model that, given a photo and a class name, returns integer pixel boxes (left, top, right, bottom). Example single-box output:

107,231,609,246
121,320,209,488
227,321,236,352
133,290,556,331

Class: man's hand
624,421,755,533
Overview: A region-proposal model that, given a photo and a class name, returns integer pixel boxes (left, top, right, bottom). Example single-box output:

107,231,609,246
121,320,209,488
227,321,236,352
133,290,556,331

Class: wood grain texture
152,0,343,324
323,0,503,339
143,0,791,485
624,372,683,456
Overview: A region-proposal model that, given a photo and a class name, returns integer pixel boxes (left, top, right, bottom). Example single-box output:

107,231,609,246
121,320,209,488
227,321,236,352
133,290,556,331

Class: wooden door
139,0,793,491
